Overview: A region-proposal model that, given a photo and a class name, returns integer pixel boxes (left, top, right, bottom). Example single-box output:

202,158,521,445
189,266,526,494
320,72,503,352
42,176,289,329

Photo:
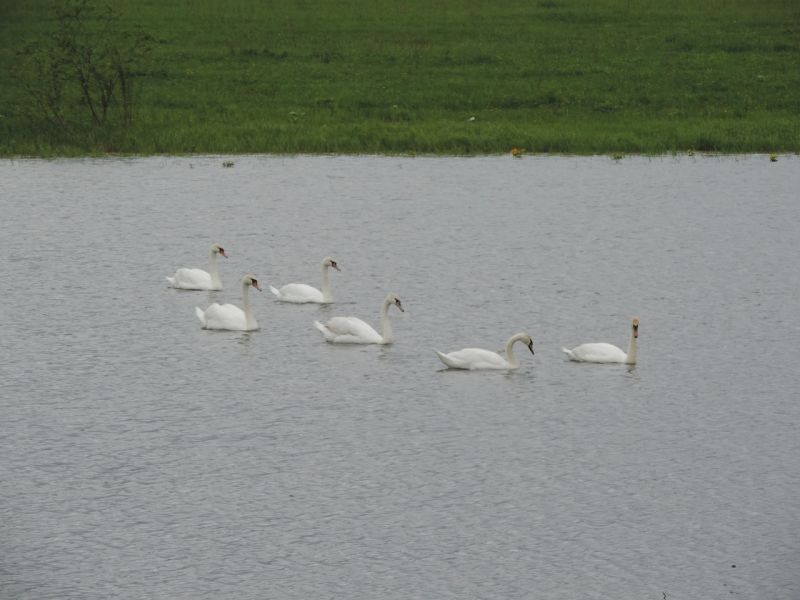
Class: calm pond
2,155,799,599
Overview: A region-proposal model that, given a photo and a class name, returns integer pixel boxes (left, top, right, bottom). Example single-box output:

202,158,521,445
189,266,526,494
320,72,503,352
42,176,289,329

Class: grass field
0,0,798,156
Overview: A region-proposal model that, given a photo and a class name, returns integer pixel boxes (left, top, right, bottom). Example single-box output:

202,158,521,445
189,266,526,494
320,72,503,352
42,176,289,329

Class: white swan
195,274,262,331
314,293,404,344
269,256,341,303
436,332,535,370
167,243,227,290
562,317,639,364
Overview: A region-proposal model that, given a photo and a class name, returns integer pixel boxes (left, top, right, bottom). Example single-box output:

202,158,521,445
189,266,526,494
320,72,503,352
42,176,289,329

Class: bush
16,0,154,134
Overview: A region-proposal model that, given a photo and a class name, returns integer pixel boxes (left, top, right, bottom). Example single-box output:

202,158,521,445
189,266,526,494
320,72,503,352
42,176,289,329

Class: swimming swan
314,293,404,344
167,243,227,290
436,332,535,370
562,317,639,364
195,274,262,331
269,256,341,303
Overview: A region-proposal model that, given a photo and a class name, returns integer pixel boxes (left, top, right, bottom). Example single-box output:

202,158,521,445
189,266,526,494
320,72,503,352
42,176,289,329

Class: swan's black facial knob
527,339,535,355
395,298,404,312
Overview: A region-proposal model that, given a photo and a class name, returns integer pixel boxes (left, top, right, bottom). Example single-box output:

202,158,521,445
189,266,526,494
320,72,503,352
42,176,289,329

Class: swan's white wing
169,267,214,290
318,316,382,343
273,283,324,303
436,350,470,369
201,302,248,330
437,348,511,370
565,342,626,363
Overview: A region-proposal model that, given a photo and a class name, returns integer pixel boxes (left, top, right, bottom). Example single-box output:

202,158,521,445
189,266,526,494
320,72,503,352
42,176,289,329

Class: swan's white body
314,293,403,344
195,275,261,331
270,257,340,303
436,332,535,370
167,244,227,290
562,317,639,364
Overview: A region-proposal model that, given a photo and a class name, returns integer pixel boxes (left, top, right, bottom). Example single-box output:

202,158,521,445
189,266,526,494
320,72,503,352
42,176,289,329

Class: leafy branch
16,0,155,133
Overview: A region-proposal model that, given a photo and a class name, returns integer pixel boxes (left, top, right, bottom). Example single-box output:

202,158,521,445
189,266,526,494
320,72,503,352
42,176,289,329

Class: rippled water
2,154,799,599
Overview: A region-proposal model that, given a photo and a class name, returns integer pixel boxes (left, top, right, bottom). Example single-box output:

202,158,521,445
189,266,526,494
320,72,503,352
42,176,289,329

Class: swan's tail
561,347,576,361
269,285,281,298
195,307,207,327
313,320,332,340
166,276,176,286
435,350,457,369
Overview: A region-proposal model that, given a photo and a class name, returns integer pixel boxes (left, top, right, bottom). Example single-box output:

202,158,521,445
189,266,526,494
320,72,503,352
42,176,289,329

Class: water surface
2,155,799,599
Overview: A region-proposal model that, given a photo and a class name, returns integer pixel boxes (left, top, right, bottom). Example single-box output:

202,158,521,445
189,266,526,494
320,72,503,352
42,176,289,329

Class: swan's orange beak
252,279,262,291
632,319,639,338
331,262,341,272
220,249,228,258
527,340,535,355
396,300,404,312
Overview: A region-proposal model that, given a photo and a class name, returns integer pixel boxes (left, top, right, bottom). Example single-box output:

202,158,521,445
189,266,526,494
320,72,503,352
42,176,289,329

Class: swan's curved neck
505,333,528,369
626,329,638,364
320,264,332,302
242,282,256,329
208,250,221,288
380,299,393,343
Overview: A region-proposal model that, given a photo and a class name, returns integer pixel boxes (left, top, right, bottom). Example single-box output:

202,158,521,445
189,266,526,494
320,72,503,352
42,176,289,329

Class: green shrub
15,0,154,134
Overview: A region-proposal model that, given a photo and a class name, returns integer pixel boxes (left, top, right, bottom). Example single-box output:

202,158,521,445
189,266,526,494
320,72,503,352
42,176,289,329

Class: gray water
1,154,799,599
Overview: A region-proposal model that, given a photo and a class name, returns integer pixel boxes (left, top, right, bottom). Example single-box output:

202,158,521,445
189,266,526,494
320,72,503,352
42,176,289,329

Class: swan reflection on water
237,331,256,346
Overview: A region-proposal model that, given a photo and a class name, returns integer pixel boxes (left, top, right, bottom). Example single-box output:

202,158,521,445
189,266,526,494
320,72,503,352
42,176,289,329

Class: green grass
1,0,799,156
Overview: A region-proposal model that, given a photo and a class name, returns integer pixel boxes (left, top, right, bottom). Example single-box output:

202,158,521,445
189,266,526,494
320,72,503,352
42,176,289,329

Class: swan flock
169,245,640,369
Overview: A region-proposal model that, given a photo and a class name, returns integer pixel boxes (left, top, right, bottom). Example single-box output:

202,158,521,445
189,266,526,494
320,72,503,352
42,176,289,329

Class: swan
562,317,639,364
167,243,227,290
314,293,404,344
195,274,262,331
435,332,535,370
269,256,341,303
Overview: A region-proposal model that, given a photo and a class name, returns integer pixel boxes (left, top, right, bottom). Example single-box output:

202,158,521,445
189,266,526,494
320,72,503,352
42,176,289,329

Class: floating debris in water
223,161,234,168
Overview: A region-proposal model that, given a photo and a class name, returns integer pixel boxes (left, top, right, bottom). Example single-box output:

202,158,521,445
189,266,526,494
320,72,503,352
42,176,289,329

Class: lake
1,154,798,599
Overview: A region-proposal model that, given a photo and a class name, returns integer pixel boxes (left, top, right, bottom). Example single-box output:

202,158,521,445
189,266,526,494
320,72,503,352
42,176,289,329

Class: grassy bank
1,0,798,156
